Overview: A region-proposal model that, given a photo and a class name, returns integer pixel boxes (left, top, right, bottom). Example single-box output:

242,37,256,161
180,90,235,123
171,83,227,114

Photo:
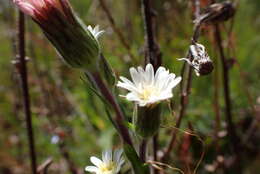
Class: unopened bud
13,0,104,72
196,1,236,24
136,105,161,138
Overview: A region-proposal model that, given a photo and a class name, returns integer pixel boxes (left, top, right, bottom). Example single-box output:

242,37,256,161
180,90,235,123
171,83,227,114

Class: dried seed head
196,60,214,76
179,43,214,76
195,1,236,24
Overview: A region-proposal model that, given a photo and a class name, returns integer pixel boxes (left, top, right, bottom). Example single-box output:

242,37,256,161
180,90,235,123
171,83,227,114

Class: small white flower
51,135,60,144
87,25,105,40
85,149,124,174
117,64,181,107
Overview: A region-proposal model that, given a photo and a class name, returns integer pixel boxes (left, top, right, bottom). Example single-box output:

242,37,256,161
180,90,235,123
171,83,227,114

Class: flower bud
195,1,236,24
136,105,161,138
13,0,104,71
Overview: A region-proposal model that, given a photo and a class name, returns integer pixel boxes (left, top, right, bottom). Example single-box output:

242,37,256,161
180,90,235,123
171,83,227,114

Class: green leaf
98,54,116,87
123,144,150,174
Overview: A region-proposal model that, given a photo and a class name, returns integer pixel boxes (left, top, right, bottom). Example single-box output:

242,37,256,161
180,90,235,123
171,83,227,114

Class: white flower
87,25,105,40
51,135,60,144
117,64,181,107
85,149,124,174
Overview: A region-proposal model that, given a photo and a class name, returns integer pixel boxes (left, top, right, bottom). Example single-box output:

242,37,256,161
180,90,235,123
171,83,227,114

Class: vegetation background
0,0,259,173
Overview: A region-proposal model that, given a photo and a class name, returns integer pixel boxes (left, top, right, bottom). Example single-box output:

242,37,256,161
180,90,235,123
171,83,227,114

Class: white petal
95,31,105,39
90,157,103,167
119,76,136,87
85,166,99,172
166,76,182,90
117,81,137,92
154,66,166,82
160,73,177,90
93,25,100,34
157,92,173,101
118,158,125,166
126,92,140,102
145,64,154,85
138,100,148,107
156,71,171,90
154,67,169,88
87,25,93,31
113,149,123,163
130,67,141,85
102,150,112,163
137,66,145,74
115,159,125,173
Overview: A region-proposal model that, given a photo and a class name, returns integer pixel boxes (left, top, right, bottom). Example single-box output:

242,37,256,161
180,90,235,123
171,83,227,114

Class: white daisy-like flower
87,25,105,40
117,64,182,107
85,149,124,174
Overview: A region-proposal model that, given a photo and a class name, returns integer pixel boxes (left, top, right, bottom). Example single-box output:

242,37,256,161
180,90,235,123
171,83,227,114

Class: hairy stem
91,72,133,146
17,12,37,174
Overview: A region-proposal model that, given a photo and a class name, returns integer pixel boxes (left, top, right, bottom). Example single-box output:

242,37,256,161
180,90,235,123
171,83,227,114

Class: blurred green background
0,0,259,173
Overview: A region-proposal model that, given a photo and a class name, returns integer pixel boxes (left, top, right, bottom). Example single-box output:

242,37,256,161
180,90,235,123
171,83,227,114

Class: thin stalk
141,0,162,69
17,12,37,174
213,51,221,143
139,140,148,162
98,0,136,62
162,66,193,161
90,72,133,146
161,0,201,161
213,24,241,173
59,142,78,174
153,134,159,174
214,25,239,150
141,1,162,171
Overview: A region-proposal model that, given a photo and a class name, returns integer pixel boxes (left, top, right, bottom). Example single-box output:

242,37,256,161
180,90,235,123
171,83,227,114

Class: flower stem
161,0,201,162
91,72,133,146
139,139,148,162
153,134,159,174
17,12,37,174
141,0,162,69
213,24,241,172
141,2,162,173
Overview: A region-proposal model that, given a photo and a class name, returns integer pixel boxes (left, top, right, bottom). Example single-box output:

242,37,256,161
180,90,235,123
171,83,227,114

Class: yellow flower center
100,162,115,173
139,86,159,101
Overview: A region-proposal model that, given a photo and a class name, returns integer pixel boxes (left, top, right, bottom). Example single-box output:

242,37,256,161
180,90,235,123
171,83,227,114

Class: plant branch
153,134,159,174
139,139,148,162
213,24,240,155
141,0,162,69
16,12,37,174
90,72,133,146
161,0,201,162
59,142,78,174
141,1,162,173
98,0,136,62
